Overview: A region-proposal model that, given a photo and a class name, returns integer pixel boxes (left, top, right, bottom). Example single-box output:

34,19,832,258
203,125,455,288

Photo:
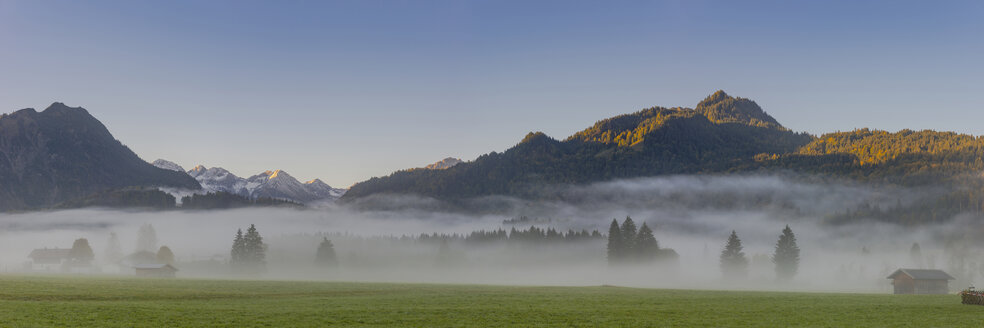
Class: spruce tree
620,216,638,257
635,222,659,261
230,229,245,267
606,219,622,264
316,237,338,267
909,242,923,267
720,230,748,279
243,224,266,269
772,225,800,281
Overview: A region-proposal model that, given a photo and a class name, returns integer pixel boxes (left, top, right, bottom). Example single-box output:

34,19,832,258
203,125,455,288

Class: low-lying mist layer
2,174,983,292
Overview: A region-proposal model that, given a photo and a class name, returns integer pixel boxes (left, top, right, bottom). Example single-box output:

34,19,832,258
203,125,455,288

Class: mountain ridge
159,161,346,204
341,91,984,202
0,103,200,210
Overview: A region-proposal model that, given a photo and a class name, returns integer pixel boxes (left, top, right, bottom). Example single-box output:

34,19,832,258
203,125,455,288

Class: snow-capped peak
152,159,186,172
179,165,346,205
305,178,328,186
262,169,292,180
189,165,208,174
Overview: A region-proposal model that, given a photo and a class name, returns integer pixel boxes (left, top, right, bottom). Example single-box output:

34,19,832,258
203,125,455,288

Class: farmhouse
887,268,954,294
27,248,71,271
133,264,178,278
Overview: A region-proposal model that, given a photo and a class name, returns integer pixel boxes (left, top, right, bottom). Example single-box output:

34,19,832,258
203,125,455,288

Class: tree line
606,217,677,265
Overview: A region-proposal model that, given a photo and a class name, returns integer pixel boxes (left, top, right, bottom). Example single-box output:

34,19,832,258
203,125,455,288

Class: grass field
0,275,981,327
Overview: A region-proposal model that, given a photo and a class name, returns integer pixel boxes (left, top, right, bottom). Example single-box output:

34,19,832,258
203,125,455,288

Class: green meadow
0,275,980,327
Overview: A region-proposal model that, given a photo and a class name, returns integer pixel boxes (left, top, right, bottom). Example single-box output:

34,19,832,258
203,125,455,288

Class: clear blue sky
1,1,982,187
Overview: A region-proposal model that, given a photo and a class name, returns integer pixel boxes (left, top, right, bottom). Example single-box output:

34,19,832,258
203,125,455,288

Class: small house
133,263,178,278
887,268,954,294
27,248,71,271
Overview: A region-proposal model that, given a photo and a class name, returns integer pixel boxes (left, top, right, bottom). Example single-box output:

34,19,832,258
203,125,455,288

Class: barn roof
886,269,954,280
28,248,70,260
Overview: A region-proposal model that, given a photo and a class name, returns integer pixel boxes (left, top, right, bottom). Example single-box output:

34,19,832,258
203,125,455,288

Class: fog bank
3,175,982,293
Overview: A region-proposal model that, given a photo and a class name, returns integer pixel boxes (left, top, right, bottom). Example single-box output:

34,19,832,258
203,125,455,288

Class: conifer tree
243,224,266,267
607,219,622,264
156,246,175,265
620,216,638,255
230,229,245,266
772,225,800,281
316,237,338,267
909,242,924,267
720,230,748,279
635,222,659,261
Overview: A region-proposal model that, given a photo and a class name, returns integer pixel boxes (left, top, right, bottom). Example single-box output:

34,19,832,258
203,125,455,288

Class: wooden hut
887,269,954,294
133,264,178,278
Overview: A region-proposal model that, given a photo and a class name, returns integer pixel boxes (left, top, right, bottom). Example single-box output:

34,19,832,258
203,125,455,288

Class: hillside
342,91,814,200
0,103,201,211
343,91,984,202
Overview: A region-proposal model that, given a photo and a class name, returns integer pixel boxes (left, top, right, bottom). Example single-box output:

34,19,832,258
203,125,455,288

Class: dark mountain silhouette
342,91,814,200
0,103,200,211
342,91,984,204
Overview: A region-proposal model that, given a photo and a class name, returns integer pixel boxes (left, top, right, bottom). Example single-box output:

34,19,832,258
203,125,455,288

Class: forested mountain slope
342,91,814,200
0,103,201,211
344,91,984,202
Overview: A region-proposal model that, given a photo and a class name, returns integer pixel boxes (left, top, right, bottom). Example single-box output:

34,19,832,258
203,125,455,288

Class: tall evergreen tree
606,219,622,264
772,225,800,281
620,216,638,256
909,242,924,268
720,230,748,279
243,224,266,267
635,222,659,261
230,228,245,265
316,237,338,267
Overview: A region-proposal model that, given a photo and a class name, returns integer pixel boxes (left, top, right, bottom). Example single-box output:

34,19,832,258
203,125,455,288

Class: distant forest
57,189,301,210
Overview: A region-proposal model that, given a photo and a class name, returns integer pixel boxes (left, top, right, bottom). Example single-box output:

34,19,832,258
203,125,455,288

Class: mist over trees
772,225,800,281
69,238,94,266
181,192,302,209
414,226,603,245
607,217,674,265
136,223,158,253
231,224,266,273
157,246,175,265
104,232,123,264
720,231,748,279
315,238,337,267
910,242,924,268
607,219,622,262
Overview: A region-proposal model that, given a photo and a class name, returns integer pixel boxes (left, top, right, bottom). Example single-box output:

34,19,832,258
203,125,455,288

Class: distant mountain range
152,160,345,204
0,103,200,211
341,91,984,202
6,94,984,217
